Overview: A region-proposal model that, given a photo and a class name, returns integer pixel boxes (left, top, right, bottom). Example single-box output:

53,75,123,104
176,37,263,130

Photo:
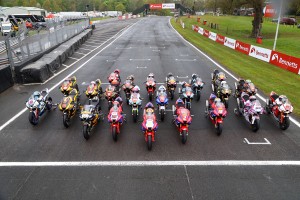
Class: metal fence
2,18,89,69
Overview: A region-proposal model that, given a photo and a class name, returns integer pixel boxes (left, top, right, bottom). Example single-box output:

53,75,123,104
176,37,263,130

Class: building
1,7,47,17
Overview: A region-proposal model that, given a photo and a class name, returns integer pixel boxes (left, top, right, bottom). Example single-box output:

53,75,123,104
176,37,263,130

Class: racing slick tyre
83,125,90,140
29,112,39,125
133,110,138,123
149,92,153,102
279,118,290,130
63,113,70,128
181,130,187,144
112,126,118,141
160,109,165,121
170,90,175,100
147,135,152,151
216,123,223,136
251,119,260,132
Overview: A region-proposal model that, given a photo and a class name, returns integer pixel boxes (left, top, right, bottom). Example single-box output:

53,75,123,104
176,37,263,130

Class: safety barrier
19,29,93,83
0,65,13,93
192,25,300,75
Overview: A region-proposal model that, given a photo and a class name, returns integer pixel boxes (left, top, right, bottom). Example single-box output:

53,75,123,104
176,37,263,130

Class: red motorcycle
141,103,158,150
266,91,293,130
205,95,227,135
122,79,134,105
105,85,119,110
172,101,192,144
107,101,124,141
145,77,156,101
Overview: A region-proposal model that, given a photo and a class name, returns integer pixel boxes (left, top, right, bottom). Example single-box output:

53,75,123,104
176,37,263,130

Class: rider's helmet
148,73,154,78
33,91,41,100
209,93,217,101
145,102,154,109
279,95,287,103
220,81,227,87
91,81,96,85
127,75,134,81
95,79,101,84
214,98,221,105
218,72,226,81
158,85,166,93
249,95,256,102
192,73,197,79
132,85,140,93
114,69,120,75
245,79,252,84
167,72,173,78
70,76,76,82
175,98,185,109
112,101,120,108
115,96,123,105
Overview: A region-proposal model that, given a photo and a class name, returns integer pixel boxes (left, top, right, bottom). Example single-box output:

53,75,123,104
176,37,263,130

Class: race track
0,16,299,200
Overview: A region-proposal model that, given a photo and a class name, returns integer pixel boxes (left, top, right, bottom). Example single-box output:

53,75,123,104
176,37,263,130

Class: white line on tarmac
150,46,165,49
169,18,300,129
152,50,160,52
136,66,147,69
177,76,189,79
74,51,87,55
0,160,300,167
62,64,69,67
0,19,142,132
244,138,271,145
130,58,151,61
175,59,197,62
68,57,80,60
106,60,116,62
82,44,98,48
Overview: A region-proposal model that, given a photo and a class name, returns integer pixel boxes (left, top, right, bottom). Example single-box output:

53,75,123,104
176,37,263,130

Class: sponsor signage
216,34,225,45
264,4,276,18
194,25,199,32
203,30,209,37
150,4,162,10
162,3,175,9
224,37,236,49
249,45,272,62
198,27,204,35
209,31,217,41
235,40,250,55
270,51,300,74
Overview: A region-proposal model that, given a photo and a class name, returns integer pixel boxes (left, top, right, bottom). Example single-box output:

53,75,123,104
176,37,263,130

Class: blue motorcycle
156,86,169,121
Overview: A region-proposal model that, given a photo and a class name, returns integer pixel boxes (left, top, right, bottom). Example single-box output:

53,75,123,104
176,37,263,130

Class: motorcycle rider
190,73,199,84
174,98,192,127
108,98,124,124
142,102,158,132
60,76,80,94
217,80,229,95
215,72,226,89
126,75,135,84
146,73,156,82
156,85,167,96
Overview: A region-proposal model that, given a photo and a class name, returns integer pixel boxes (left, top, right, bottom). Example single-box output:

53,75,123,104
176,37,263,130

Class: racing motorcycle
181,86,194,110
79,98,102,140
25,89,52,125
129,92,142,122
166,76,177,100
216,82,231,108
156,92,168,121
108,102,124,141
191,77,205,101
122,80,134,105
105,85,119,110
142,107,158,150
234,79,257,97
58,89,79,128
205,98,227,135
145,78,156,101
85,81,102,104
265,92,293,130
60,76,79,96
172,105,192,144
234,95,264,132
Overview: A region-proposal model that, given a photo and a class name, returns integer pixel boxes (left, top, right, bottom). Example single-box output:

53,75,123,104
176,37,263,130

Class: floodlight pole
273,0,283,51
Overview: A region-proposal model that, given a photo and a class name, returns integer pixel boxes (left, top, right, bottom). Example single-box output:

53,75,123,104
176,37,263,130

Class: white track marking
177,76,189,79
0,161,300,167
0,20,142,132
82,44,98,47
130,58,151,61
74,52,86,55
68,57,79,60
62,64,69,67
169,18,300,129
106,60,117,62
79,47,93,51
136,66,147,69
152,50,160,52
184,166,195,200
175,59,197,62
244,138,271,145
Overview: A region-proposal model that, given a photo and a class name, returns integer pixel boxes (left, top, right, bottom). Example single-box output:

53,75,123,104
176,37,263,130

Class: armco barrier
192,24,300,75
19,29,93,84
0,65,13,93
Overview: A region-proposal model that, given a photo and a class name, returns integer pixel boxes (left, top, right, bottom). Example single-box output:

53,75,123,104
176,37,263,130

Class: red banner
270,51,300,74
235,40,251,55
203,30,209,37
264,4,276,18
150,4,162,10
194,25,199,32
216,34,225,45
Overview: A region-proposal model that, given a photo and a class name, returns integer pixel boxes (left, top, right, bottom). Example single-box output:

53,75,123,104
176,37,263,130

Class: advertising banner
249,45,272,62
208,32,217,41
224,37,236,49
150,4,162,10
162,3,175,9
264,4,276,18
203,30,209,37
235,40,251,55
216,34,225,45
270,51,300,74
198,27,204,35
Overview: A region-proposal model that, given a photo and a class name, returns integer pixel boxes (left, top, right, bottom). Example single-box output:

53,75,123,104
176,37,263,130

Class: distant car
280,17,297,25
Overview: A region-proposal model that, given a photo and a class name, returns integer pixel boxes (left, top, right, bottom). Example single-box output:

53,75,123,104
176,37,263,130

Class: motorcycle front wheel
216,123,223,136
160,109,165,121
279,118,290,130
251,119,260,132
147,135,152,150
83,124,90,140
133,110,138,123
29,112,39,125
181,130,187,144
196,91,200,101
63,113,70,128
112,126,118,141
170,90,174,100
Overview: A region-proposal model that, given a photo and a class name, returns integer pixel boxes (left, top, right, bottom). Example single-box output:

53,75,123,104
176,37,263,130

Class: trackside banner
270,51,300,74
162,3,175,9
249,45,272,62
191,24,300,75
150,4,162,9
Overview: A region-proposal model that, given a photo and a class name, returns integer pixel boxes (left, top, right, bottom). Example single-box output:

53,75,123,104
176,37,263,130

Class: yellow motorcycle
60,76,79,96
85,79,102,104
58,89,79,128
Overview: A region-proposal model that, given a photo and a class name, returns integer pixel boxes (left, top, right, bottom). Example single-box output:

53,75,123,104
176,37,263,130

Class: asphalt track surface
0,17,299,199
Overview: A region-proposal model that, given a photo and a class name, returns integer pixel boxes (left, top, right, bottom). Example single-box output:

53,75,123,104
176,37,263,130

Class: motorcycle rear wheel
224,99,229,109
149,92,153,101
181,130,187,144
112,126,118,141
83,125,90,140
147,135,152,150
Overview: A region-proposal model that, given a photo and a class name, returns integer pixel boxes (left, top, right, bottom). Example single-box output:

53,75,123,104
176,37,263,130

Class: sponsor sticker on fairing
224,37,236,49
248,45,272,62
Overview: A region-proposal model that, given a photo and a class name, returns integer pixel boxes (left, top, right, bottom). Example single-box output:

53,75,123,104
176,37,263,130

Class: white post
273,0,283,51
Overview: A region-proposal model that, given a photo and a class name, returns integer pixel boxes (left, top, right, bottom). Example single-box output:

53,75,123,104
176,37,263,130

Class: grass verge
90,17,110,21
171,17,300,116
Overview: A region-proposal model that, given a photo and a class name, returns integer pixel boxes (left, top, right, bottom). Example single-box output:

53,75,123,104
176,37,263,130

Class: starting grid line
0,161,299,167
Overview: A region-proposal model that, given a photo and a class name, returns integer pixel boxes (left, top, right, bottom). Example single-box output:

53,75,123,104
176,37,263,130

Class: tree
42,0,51,11
248,0,264,38
115,2,125,13
29,0,37,7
